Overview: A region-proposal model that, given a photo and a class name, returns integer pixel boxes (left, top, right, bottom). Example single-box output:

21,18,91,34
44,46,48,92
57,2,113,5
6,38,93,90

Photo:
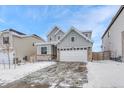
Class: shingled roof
2,28,26,35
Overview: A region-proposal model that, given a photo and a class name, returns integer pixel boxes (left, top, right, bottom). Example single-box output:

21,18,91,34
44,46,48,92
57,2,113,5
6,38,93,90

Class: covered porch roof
35,41,58,46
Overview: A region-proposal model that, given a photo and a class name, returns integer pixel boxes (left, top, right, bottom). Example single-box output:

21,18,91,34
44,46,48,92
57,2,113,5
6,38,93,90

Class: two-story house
102,6,124,61
36,26,93,62
47,26,65,42
0,28,44,64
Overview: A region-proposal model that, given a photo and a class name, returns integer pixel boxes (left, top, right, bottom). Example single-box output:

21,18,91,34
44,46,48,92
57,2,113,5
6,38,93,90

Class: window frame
85,34,88,37
32,42,36,46
57,35,61,40
41,47,47,54
49,37,52,41
3,36,9,44
71,36,75,42
108,31,110,38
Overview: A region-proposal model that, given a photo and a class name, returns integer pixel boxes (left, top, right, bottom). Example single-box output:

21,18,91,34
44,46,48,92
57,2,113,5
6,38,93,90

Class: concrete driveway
2,62,87,88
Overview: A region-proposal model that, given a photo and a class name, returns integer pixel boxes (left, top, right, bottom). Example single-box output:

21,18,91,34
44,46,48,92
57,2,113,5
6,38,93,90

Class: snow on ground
83,60,124,88
0,61,56,86
3,62,87,88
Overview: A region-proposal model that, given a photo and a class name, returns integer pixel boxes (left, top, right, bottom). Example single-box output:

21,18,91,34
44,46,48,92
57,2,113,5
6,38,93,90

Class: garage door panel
60,50,87,62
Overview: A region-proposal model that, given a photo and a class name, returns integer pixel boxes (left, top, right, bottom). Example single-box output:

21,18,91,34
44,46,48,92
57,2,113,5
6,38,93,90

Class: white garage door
60,50,87,62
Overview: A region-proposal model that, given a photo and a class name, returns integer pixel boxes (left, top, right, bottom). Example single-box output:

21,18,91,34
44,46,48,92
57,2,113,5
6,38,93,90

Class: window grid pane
41,47,47,54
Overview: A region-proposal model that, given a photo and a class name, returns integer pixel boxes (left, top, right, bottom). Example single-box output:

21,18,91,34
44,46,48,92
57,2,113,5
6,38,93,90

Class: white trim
55,30,64,35
47,26,59,36
71,35,76,42
54,30,60,35
57,26,93,44
35,41,58,46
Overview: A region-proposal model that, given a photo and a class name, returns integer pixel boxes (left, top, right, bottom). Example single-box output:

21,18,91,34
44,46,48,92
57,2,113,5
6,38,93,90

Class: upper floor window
41,47,47,54
71,36,75,42
3,37,9,44
58,36,60,40
50,37,52,41
108,32,110,38
85,34,88,37
32,42,36,46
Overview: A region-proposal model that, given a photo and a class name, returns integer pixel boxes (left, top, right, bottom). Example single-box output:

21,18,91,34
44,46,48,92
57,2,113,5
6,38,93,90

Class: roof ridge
47,26,60,36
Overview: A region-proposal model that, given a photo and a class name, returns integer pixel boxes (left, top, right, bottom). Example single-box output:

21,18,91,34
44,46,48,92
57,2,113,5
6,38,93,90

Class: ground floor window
41,47,47,54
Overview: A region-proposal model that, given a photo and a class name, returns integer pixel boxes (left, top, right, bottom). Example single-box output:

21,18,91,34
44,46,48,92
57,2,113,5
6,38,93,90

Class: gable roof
47,26,59,36
57,27,93,44
54,29,64,35
102,5,123,39
31,34,45,42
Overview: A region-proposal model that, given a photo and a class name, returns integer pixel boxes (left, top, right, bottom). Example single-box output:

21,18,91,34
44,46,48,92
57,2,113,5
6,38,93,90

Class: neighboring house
102,6,124,61
36,26,93,62
0,29,44,64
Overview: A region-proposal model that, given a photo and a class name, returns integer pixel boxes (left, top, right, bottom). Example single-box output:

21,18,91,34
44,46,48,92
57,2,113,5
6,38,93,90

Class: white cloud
0,5,120,52
0,18,5,23
65,6,120,52
69,6,120,29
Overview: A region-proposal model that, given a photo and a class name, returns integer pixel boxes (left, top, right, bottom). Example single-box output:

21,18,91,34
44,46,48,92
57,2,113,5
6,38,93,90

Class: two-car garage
59,49,88,62
57,28,93,63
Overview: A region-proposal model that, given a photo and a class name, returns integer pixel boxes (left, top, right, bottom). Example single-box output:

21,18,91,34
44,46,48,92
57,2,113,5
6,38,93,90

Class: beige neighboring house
102,6,124,61
0,28,44,64
36,26,93,62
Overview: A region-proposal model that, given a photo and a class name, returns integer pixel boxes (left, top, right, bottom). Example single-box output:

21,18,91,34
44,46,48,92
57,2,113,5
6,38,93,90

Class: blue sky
0,5,120,51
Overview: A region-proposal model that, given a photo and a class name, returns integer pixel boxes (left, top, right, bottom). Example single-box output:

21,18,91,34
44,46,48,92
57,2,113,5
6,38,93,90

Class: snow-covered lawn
84,60,124,88
0,61,56,86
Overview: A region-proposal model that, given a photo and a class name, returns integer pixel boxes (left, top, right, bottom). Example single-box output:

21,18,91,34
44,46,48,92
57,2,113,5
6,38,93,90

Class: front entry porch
36,42,57,61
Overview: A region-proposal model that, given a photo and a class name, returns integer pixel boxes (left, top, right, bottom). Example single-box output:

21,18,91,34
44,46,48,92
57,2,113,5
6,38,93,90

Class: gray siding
82,32,92,39
47,27,64,42
47,27,61,42
47,29,58,42
57,30,92,49
55,31,64,41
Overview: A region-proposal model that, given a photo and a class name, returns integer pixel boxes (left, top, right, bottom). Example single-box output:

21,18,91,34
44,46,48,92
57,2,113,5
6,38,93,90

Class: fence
92,51,111,61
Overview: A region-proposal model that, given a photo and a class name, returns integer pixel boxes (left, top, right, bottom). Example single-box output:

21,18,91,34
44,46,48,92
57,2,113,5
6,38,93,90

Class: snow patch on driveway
0,62,56,86
83,60,124,88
